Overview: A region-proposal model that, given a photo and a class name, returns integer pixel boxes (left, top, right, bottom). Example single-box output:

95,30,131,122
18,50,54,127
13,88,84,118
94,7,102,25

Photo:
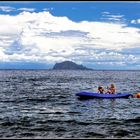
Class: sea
0,70,140,139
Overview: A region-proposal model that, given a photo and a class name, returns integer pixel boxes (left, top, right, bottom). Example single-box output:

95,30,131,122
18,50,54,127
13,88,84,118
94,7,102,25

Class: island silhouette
52,61,92,70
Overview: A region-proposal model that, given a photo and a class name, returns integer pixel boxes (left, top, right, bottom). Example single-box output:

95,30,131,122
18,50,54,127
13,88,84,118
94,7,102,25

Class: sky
0,1,140,70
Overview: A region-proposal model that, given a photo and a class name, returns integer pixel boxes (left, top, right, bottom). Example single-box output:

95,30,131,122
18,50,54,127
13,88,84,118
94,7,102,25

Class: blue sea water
0,70,140,138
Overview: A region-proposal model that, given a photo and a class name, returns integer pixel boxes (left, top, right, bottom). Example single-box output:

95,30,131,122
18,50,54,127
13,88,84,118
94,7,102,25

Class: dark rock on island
52,61,92,70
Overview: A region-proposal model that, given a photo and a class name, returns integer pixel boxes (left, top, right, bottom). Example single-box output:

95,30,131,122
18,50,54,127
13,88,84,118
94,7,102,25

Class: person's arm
112,88,116,94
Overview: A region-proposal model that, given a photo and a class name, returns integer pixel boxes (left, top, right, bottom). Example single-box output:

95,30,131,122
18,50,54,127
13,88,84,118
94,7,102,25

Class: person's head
98,86,104,91
110,84,115,88
134,93,140,98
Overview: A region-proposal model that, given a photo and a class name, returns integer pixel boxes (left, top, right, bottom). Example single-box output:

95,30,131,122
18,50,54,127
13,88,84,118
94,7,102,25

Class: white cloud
131,19,140,24
102,11,110,14
101,12,126,24
18,8,36,12
0,6,35,13
105,15,124,19
43,7,54,11
0,6,15,12
0,11,140,69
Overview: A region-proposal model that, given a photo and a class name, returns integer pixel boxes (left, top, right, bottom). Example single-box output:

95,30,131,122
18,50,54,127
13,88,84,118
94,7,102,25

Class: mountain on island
52,61,92,70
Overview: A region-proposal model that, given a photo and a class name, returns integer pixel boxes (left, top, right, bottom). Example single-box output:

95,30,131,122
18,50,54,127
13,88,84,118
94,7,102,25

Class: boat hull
76,92,132,99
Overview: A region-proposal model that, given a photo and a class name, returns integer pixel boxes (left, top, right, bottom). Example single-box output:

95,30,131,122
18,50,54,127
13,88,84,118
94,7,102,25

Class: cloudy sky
0,1,140,70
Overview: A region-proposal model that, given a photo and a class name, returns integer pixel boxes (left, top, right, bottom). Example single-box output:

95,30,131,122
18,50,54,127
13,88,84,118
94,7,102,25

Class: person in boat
98,86,105,94
106,84,116,94
132,93,140,98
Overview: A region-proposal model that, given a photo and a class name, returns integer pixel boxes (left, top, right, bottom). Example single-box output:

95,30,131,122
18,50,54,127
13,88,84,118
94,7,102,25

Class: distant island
52,61,92,70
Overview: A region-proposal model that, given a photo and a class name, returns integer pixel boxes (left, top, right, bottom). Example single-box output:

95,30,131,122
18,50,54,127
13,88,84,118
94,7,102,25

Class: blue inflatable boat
76,92,132,99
